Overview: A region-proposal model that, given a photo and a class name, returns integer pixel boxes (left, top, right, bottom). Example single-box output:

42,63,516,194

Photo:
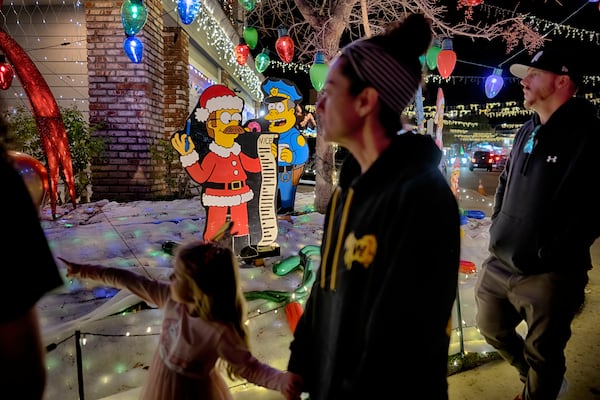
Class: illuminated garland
426,74,600,88
3,0,599,109
403,89,600,126
189,64,216,95
481,4,600,46
166,0,264,100
263,60,600,90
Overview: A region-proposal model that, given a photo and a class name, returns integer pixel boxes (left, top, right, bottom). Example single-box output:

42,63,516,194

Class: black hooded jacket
288,132,460,399
489,97,600,274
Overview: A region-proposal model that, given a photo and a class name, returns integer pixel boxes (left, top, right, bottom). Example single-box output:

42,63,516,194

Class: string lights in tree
457,0,484,20
1,0,597,119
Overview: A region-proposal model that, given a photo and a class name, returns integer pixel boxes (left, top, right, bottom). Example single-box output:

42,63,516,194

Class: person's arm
492,155,509,219
216,328,303,399
60,258,170,308
0,307,47,399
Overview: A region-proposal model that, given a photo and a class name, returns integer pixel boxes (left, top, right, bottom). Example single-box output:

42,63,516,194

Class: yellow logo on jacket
344,232,377,269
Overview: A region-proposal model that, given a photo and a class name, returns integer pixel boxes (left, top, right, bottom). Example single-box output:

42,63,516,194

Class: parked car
492,154,508,171
469,150,494,171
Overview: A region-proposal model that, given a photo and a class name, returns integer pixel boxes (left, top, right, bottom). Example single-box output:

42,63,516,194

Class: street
301,165,502,198
446,166,501,197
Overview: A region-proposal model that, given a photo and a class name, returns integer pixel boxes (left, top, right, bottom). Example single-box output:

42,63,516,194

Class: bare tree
247,0,545,212
250,1,543,63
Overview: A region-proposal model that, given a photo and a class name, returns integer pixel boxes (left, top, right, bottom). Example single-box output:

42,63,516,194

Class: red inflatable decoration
0,24,77,218
8,150,49,209
285,301,304,333
459,260,477,274
0,57,14,90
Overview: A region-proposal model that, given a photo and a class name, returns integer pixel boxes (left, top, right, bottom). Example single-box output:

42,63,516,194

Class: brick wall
86,0,167,201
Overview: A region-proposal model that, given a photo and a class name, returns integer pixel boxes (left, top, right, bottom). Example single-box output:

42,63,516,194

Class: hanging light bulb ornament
0,55,14,90
234,41,250,66
425,38,441,71
243,25,258,50
124,36,144,64
238,0,256,11
177,0,201,25
461,0,483,5
121,0,148,36
484,68,504,99
275,27,294,64
309,51,328,92
255,49,271,73
437,38,457,79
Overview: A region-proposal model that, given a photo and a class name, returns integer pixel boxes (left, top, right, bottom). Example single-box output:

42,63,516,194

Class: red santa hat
195,84,244,122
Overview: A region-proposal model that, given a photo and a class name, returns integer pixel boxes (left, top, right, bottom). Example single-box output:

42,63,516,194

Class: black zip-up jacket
489,97,600,274
288,132,460,399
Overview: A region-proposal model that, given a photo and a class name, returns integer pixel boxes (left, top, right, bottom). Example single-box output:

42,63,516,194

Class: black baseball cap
509,48,582,86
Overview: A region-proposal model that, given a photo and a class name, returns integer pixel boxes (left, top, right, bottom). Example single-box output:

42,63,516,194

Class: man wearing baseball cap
509,48,583,90
475,47,600,400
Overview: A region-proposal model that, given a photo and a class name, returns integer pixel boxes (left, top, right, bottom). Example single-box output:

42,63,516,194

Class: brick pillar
163,27,189,137
162,26,193,198
86,0,166,201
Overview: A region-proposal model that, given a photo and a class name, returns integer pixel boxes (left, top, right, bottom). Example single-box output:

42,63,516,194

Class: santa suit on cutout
172,85,260,240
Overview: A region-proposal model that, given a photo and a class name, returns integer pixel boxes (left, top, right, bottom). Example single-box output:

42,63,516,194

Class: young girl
59,238,302,400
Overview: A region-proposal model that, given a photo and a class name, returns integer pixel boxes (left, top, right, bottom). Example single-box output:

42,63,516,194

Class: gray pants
475,257,587,400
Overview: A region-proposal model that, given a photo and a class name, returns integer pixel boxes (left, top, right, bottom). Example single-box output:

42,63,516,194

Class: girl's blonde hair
174,240,250,380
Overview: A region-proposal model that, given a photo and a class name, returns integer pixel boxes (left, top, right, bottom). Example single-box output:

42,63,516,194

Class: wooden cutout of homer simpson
171,84,273,253
261,78,309,215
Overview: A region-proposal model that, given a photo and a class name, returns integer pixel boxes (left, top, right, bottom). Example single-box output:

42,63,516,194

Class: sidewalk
97,189,600,400
227,238,600,400
447,237,600,400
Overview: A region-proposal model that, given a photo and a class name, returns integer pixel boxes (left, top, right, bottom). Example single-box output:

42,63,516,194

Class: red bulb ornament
234,42,250,66
8,150,49,209
437,38,457,79
0,58,14,90
275,27,294,64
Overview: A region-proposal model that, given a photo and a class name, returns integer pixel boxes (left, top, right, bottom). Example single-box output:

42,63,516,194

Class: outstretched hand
282,371,304,400
58,257,82,278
